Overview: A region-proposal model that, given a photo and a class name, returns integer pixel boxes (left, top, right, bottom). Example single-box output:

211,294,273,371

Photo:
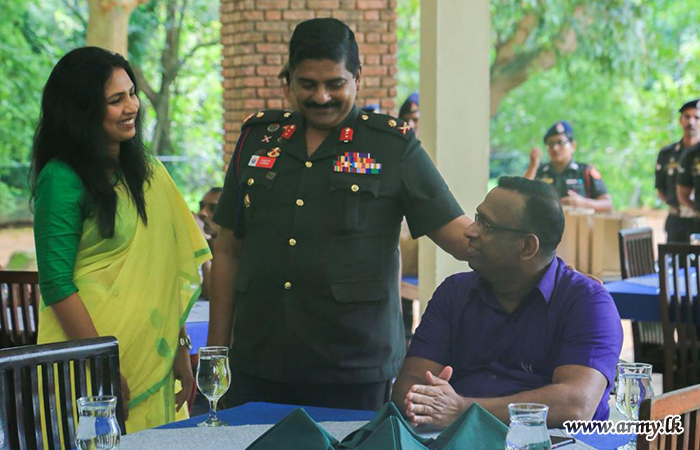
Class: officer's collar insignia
261,135,272,143
334,152,382,174
387,119,397,128
267,147,281,158
398,123,411,135
340,127,354,143
556,123,565,133
280,124,297,140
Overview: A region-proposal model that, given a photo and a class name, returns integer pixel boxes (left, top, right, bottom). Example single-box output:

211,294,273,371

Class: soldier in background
659,99,700,242
524,120,613,213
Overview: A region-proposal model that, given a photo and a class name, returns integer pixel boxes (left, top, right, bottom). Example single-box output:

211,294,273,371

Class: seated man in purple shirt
392,176,622,428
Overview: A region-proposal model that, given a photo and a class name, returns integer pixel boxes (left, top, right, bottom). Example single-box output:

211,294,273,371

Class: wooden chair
0,336,126,450
618,228,665,373
0,270,41,348
638,383,700,450
658,244,700,392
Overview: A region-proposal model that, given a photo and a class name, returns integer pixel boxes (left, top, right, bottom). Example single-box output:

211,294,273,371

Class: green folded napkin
246,408,339,450
244,402,508,450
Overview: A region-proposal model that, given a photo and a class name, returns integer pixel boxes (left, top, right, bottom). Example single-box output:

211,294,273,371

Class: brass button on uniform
351,184,359,193
247,178,255,186
305,161,313,168
296,199,304,207
284,281,292,290
361,114,369,121
289,238,297,246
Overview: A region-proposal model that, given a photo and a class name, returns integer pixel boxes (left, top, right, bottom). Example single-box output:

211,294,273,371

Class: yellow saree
37,159,211,433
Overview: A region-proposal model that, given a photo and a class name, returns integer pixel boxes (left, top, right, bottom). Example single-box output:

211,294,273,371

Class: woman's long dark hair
31,47,151,238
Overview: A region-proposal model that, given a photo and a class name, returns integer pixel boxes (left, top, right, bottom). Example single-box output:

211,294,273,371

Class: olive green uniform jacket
213,106,463,384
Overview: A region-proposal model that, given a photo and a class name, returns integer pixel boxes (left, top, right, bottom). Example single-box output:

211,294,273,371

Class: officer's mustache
304,101,342,109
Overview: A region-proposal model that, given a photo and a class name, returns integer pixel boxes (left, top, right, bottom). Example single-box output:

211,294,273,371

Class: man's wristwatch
178,334,192,350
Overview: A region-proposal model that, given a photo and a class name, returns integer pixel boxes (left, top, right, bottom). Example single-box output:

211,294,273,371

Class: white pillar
418,0,490,311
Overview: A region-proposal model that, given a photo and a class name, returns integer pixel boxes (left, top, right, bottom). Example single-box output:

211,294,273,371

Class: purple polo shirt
407,257,622,421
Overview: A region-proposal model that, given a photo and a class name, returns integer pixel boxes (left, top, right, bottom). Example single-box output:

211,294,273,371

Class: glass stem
208,399,218,422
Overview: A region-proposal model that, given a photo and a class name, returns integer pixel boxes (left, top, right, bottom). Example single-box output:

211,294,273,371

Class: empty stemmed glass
196,346,231,427
615,362,654,450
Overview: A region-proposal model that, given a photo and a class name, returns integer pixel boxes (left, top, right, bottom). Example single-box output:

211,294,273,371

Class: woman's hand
173,345,195,412
120,373,131,420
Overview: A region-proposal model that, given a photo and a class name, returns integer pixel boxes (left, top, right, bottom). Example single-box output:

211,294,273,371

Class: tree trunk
86,0,148,54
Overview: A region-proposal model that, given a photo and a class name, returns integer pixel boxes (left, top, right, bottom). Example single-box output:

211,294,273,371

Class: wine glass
197,346,231,427
75,396,121,449
615,362,654,450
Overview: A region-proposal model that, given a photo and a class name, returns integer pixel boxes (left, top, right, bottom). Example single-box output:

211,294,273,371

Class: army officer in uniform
524,120,613,213
659,99,700,242
208,18,472,411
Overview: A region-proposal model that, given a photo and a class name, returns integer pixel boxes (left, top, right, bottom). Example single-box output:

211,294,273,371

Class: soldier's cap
361,104,380,113
543,120,574,143
679,98,700,113
399,92,419,118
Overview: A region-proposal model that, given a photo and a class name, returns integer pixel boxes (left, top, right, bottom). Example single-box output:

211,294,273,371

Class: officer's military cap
679,99,700,113
399,92,419,119
361,103,380,113
543,120,574,143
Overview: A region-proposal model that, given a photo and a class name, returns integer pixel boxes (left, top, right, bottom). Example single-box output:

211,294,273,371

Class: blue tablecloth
160,402,631,449
605,274,660,322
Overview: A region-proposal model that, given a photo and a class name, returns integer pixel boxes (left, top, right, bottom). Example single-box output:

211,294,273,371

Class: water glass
75,396,121,450
505,403,551,450
197,346,231,427
615,362,654,450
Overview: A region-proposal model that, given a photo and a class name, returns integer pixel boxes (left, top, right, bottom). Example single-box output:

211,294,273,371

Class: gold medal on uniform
267,147,281,158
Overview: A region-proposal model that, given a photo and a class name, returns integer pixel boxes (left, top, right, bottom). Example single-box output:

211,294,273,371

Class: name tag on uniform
565,178,581,185
248,155,276,169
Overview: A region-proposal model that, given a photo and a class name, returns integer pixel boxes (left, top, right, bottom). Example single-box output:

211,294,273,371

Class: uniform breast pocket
239,170,278,223
329,174,381,231
565,178,586,196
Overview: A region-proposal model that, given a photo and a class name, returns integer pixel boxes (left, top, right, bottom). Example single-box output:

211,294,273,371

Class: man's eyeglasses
546,139,570,148
474,212,532,235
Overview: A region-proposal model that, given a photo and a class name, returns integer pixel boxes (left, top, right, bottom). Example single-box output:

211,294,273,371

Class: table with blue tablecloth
117,402,633,450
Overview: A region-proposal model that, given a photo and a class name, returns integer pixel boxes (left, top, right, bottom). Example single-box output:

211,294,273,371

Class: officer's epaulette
241,109,294,129
358,111,414,141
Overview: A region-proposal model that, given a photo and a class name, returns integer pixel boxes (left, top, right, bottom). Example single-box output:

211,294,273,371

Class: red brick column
220,0,398,164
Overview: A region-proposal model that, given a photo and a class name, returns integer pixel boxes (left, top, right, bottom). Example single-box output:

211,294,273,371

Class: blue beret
360,103,380,113
679,99,700,113
543,120,574,143
399,92,419,118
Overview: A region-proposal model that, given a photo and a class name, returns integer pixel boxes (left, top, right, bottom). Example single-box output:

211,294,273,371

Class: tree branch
177,39,219,72
493,13,539,69
132,63,158,106
59,0,88,29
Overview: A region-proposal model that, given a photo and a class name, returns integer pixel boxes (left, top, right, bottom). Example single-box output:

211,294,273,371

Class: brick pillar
220,0,398,165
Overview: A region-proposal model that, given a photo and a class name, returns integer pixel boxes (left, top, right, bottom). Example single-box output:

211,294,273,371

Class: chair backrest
0,270,40,348
0,336,125,450
619,227,656,279
638,384,700,450
658,244,700,393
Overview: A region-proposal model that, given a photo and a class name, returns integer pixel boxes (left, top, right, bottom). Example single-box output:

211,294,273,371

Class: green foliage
490,0,700,210
129,0,224,208
395,0,419,106
0,0,85,222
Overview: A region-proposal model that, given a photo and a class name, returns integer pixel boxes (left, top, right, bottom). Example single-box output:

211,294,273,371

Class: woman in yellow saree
31,47,211,433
